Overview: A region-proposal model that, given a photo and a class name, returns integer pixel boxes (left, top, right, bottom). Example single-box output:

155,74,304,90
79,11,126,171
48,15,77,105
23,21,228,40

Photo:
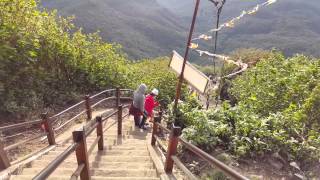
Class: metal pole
211,0,226,74
173,0,201,116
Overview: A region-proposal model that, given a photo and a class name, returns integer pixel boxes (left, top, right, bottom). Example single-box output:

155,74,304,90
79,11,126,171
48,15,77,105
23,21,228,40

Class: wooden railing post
85,95,92,121
164,125,181,173
117,105,123,135
41,112,56,145
73,129,90,180
96,116,104,150
115,87,120,108
0,139,10,170
151,114,161,146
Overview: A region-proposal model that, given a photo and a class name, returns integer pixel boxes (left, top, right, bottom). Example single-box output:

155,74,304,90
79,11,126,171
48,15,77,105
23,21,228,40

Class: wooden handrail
0,119,42,132
150,114,248,180
90,89,115,99
156,122,170,133
70,163,85,180
54,110,86,132
101,110,118,122
51,100,86,119
87,136,101,154
4,133,47,151
33,143,78,180
0,88,133,172
155,136,168,152
122,113,129,119
179,137,249,180
119,89,134,92
171,155,198,180
0,89,129,133
91,97,115,109
84,122,99,137
122,104,130,109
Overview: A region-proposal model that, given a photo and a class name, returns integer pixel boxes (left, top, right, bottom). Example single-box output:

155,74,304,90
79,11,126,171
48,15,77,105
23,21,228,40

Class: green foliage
0,0,179,119
167,94,202,128
231,53,320,116
180,54,320,168
0,0,128,116
129,58,184,108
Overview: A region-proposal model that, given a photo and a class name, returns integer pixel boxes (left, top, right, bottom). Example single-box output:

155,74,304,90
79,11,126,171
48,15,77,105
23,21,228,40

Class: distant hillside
42,0,320,61
41,0,188,60
158,0,320,57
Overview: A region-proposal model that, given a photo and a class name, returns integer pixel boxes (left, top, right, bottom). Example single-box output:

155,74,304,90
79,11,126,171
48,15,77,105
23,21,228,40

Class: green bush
180,54,320,167
128,58,185,108
0,0,181,120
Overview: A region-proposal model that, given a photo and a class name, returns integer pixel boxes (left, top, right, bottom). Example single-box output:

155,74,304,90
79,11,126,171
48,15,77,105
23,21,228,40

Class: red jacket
144,94,159,116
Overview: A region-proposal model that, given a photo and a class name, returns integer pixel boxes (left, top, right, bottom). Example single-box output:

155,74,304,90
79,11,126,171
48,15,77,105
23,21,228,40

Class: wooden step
30,160,154,169
10,175,159,180
48,149,149,156
20,168,158,177
40,154,152,163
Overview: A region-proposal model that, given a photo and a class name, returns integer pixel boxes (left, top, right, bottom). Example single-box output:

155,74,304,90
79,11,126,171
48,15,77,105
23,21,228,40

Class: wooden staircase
0,88,248,180
9,116,160,180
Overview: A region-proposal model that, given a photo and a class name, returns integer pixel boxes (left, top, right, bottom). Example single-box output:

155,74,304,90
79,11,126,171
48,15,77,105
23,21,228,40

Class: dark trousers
139,115,147,127
139,111,148,127
134,115,140,126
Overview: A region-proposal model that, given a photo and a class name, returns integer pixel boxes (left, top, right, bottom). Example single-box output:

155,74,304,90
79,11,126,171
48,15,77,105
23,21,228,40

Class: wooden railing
0,88,133,171
151,113,249,180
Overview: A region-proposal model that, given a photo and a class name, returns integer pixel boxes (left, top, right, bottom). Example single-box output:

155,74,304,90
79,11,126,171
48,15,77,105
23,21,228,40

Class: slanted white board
169,51,209,94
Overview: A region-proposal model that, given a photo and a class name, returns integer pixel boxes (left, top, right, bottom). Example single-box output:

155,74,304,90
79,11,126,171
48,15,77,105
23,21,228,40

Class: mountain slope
42,0,320,61
158,0,320,57
42,0,188,60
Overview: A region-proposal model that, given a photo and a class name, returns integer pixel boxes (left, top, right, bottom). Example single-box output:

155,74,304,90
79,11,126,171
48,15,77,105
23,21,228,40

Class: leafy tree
0,0,179,120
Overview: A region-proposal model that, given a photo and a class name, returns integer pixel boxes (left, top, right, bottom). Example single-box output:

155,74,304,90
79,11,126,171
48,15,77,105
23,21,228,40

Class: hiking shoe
140,125,147,130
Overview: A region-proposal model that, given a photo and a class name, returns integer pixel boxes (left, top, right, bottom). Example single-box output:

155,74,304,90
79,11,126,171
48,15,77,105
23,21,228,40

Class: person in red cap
139,88,159,129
